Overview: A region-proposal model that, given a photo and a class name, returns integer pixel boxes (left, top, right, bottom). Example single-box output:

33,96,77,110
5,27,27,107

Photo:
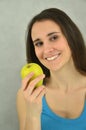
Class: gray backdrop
0,0,86,130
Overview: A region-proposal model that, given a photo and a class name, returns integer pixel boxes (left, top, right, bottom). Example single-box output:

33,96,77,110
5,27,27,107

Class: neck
48,61,85,92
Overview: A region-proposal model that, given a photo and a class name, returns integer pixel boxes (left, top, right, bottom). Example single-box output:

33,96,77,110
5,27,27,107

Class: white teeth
46,54,60,61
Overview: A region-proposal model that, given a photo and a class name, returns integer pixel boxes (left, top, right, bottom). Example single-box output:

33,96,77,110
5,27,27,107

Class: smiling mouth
45,53,61,61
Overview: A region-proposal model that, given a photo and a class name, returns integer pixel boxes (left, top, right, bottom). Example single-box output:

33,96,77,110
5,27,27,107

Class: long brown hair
25,8,86,78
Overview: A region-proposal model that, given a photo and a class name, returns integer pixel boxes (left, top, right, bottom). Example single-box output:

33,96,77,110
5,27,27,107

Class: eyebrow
33,32,60,43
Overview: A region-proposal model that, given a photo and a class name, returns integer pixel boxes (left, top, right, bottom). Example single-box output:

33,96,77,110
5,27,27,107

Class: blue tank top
41,96,86,130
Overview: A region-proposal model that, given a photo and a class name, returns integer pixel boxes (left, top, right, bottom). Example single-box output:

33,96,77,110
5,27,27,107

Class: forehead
31,20,61,40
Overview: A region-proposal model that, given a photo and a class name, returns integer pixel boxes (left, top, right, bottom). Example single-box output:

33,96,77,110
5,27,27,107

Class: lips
45,52,61,61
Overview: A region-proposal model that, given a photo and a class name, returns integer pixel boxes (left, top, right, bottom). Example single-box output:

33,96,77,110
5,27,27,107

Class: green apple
21,63,44,88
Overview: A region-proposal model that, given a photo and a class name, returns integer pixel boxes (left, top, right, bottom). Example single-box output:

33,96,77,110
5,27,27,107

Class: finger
21,72,34,90
26,74,45,95
29,85,45,101
35,87,46,103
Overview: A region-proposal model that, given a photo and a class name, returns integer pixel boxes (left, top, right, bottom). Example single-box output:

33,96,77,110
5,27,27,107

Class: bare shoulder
16,88,26,130
84,77,86,99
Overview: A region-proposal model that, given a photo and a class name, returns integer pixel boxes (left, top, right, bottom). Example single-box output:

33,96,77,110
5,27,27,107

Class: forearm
25,116,41,130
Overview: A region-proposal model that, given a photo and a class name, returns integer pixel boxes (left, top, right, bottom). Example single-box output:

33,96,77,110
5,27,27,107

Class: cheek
55,43,65,51
58,40,70,52
34,48,41,59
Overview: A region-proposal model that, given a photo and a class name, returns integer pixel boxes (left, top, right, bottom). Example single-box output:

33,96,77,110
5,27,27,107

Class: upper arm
16,89,26,130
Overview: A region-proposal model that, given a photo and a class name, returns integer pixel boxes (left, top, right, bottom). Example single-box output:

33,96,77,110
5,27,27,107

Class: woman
17,8,86,130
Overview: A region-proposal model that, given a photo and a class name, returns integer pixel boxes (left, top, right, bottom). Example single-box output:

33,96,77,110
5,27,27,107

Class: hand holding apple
21,63,44,88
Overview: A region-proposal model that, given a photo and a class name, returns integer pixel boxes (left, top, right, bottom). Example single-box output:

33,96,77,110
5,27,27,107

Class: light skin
17,20,86,130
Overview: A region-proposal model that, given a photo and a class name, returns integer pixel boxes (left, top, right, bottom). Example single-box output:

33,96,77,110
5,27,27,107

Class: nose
43,42,54,54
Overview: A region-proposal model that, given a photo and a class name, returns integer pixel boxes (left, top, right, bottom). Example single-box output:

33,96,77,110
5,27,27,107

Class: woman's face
31,20,72,71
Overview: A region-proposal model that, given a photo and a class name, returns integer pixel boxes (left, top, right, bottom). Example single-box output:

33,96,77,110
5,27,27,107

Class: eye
34,41,43,47
49,35,58,41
